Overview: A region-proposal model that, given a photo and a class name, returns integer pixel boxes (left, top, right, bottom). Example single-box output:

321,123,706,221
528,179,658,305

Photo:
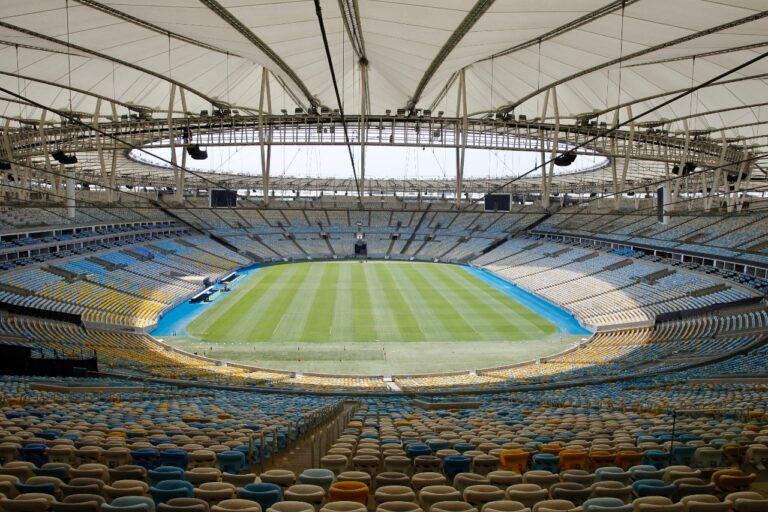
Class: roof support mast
455,68,468,209
38,110,60,201
360,58,369,202
538,88,550,208
258,69,273,207
546,87,560,209
616,105,634,209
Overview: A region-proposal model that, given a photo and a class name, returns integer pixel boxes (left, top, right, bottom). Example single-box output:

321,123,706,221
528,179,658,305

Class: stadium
0,1,767,511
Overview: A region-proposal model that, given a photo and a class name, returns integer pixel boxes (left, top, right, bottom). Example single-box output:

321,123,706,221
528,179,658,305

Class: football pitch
164,261,581,373
188,261,556,343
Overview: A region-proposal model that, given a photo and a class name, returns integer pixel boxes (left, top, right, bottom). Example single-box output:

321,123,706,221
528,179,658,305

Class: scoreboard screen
210,189,237,208
484,193,511,212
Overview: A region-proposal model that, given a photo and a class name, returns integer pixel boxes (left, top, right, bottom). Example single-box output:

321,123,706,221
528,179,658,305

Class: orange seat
712,469,756,493
328,481,369,505
540,445,563,456
499,450,528,474
589,451,615,470
559,450,588,471
615,451,643,470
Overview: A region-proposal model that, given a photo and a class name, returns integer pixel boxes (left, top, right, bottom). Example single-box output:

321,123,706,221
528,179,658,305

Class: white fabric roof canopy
0,0,766,148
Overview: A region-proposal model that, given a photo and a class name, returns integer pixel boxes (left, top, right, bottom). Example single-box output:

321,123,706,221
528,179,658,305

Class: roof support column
258,69,273,207
65,164,75,219
94,98,113,203
1,120,26,202
538,89,551,209
546,87,560,209
737,156,753,212
704,132,728,212
609,110,619,209
359,59,369,204
670,120,690,212
39,110,60,201
110,102,119,203
176,90,188,204
455,68,468,209
167,84,182,205
615,105,634,209
729,158,748,212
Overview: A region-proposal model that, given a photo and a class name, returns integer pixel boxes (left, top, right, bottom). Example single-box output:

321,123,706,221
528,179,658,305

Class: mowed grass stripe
451,266,556,334
188,265,296,339
221,263,308,341
301,262,338,342
362,263,399,341
330,262,354,342
382,263,452,341
272,263,326,341
423,264,521,340
350,263,377,341
186,267,271,334
372,263,426,341
188,261,562,344
398,263,480,341
433,264,555,338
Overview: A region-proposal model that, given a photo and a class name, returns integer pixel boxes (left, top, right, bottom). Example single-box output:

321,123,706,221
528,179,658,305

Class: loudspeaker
186,144,208,160
51,150,78,165
554,152,577,166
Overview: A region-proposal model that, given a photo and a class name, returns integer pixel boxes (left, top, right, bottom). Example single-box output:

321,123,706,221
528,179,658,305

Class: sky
135,144,608,181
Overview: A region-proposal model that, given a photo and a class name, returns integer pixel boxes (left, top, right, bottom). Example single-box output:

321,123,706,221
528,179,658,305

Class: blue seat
532,453,560,473
452,443,475,454
159,450,189,470
595,467,631,483
582,497,633,512
426,440,449,453
34,463,70,480
406,443,432,460
132,448,162,470
38,430,61,441
238,482,283,510
102,495,156,511
16,480,57,496
642,450,670,470
217,450,247,474
149,466,185,486
19,443,48,466
632,479,676,498
298,468,335,491
628,465,665,481
443,455,471,481
149,479,194,504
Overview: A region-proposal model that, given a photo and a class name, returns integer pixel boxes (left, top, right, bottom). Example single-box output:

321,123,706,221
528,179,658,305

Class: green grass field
163,261,579,374
188,261,556,343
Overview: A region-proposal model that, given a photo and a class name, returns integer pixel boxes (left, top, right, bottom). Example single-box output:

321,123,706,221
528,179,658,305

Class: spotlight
51,150,78,165
554,151,576,167
186,145,208,160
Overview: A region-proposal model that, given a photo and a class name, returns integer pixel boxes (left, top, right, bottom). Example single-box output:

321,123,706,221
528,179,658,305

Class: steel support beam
505,11,768,112
545,88,560,209
737,157,753,212
705,132,728,212
199,0,318,108
408,0,494,110
258,70,273,207
616,106,634,209
455,69,468,209
359,59,369,200
539,89,551,208
671,120,690,211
